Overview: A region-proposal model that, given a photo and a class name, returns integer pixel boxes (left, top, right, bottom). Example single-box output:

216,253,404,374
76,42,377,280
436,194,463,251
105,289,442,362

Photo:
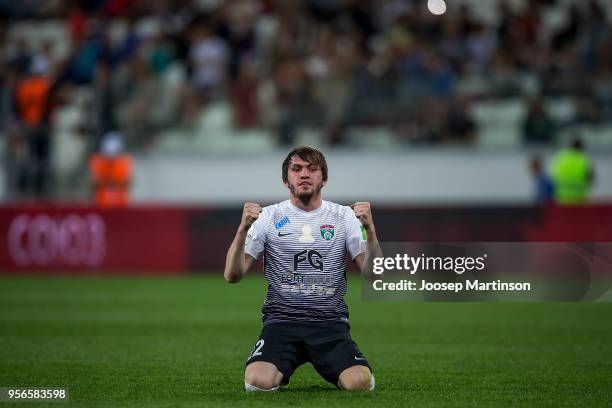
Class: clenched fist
351,202,375,231
240,202,262,232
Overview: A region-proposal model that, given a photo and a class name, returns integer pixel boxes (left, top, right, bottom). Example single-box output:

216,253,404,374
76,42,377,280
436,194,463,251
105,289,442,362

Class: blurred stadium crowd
1,0,611,199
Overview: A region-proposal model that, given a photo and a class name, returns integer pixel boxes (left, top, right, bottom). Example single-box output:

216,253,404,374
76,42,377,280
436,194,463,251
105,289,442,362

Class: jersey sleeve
244,209,267,260
345,206,366,260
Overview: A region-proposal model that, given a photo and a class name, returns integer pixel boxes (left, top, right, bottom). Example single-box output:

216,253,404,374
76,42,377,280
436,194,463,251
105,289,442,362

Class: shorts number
249,339,264,359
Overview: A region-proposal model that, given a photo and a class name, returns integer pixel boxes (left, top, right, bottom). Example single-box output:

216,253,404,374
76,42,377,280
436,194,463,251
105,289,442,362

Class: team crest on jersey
320,224,335,241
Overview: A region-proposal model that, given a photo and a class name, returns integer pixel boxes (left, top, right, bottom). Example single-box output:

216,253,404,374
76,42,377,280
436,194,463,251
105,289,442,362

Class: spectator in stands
273,57,318,146
230,55,260,129
220,0,259,81
592,65,612,121
551,138,594,205
89,132,133,207
465,23,497,74
528,155,554,204
113,50,162,148
445,98,477,144
92,60,117,151
2,0,612,159
64,25,109,85
187,16,228,114
6,36,31,73
421,50,456,99
14,58,53,199
1,62,23,200
572,95,601,125
149,33,175,76
522,96,557,145
30,40,58,79
489,49,522,98
439,19,467,73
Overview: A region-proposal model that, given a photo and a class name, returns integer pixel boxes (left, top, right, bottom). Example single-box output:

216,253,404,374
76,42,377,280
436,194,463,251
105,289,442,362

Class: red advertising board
0,205,188,274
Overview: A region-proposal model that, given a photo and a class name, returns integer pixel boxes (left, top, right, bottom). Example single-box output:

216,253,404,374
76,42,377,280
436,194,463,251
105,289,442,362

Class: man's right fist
240,202,262,232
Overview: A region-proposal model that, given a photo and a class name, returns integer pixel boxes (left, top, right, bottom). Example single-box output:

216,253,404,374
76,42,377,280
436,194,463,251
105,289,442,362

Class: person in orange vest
15,68,50,128
89,132,133,207
14,59,53,197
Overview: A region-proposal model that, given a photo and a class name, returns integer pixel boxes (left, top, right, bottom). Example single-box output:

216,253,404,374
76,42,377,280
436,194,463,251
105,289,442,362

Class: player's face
285,156,325,202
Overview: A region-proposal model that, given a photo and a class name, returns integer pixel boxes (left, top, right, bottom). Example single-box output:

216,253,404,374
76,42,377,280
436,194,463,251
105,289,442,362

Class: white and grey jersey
245,200,366,325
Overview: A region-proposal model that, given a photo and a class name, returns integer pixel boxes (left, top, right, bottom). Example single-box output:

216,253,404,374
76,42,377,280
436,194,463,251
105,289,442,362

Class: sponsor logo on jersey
293,249,323,271
281,273,332,285
275,216,290,230
320,224,335,241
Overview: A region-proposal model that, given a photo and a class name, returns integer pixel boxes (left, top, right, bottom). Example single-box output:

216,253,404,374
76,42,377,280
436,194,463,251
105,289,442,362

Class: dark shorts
245,321,372,386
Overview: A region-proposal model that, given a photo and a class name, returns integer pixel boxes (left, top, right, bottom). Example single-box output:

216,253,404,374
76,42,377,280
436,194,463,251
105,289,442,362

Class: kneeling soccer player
224,146,382,391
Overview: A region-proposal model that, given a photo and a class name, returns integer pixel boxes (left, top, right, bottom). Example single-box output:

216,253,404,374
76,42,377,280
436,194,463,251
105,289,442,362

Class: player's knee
244,363,281,391
338,366,374,391
341,376,371,391
244,372,276,390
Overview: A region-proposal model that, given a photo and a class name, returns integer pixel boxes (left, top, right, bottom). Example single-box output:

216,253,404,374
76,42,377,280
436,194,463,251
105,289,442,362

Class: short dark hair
571,137,584,151
282,146,328,183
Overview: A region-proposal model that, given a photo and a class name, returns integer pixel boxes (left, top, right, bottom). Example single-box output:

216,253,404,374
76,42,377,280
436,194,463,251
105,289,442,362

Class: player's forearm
362,227,383,276
224,228,248,283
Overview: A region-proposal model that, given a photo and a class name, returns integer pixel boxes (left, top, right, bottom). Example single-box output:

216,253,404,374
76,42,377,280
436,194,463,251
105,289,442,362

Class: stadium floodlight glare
427,0,447,15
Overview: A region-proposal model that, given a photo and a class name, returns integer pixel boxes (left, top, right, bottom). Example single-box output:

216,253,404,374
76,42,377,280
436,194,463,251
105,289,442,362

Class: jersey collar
287,200,325,216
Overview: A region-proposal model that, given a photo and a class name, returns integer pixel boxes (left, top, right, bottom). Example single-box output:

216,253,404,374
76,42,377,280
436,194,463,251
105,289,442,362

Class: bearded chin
290,183,322,204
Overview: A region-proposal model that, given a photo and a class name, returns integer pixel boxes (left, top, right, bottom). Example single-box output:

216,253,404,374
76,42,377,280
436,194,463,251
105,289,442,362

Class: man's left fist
351,202,375,231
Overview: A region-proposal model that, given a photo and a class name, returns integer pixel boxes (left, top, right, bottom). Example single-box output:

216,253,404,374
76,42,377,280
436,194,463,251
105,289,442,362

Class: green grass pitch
1,274,611,407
